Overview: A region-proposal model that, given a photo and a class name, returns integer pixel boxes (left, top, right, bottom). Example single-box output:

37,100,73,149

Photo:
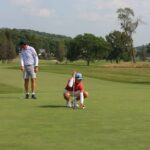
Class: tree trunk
87,60,90,66
131,48,136,63
116,59,119,64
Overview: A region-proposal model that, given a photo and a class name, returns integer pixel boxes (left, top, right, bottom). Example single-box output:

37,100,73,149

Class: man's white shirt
20,46,39,67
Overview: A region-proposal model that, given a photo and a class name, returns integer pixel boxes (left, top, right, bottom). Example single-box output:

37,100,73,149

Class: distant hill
0,28,72,41
135,43,150,51
0,28,72,59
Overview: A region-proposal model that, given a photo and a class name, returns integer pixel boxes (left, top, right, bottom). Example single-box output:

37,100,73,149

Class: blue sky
0,0,150,46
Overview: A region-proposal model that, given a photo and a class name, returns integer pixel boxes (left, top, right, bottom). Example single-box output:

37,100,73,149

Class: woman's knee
84,91,88,98
64,92,70,100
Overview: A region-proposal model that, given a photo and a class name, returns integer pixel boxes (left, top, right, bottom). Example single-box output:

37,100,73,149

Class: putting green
0,61,150,150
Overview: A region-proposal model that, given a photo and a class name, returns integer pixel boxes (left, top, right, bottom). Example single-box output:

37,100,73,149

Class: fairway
0,61,150,150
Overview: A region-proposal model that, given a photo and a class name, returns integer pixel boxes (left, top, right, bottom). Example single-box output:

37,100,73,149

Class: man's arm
34,55,39,73
32,48,39,72
34,55,39,67
19,52,24,71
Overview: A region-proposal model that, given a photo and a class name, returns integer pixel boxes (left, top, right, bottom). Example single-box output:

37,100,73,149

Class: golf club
72,73,78,109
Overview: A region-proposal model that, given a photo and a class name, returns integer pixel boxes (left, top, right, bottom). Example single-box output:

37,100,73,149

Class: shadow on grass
38,105,66,109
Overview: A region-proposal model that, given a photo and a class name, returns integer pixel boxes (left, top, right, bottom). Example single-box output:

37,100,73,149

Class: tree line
0,28,71,63
0,8,149,65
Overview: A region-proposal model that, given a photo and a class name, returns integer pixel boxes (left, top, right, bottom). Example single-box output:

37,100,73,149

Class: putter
72,82,75,108
72,74,77,109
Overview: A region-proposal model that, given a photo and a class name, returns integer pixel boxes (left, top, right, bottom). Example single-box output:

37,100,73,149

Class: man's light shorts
23,65,36,79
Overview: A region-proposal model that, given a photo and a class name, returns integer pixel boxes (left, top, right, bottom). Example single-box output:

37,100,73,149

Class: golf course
0,59,150,150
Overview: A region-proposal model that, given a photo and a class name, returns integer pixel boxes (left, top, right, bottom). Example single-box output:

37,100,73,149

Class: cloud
10,0,56,18
75,0,150,23
76,0,116,22
78,11,114,23
76,0,136,10
11,0,35,7
33,8,56,17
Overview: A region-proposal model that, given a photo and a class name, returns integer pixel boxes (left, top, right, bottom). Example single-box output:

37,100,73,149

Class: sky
0,0,150,46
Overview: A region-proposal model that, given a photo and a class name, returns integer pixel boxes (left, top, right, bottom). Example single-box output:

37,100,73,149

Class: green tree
0,28,71,61
106,31,131,63
67,33,109,66
7,40,16,62
0,32,16,63
0,34,7,63
55,41,66,62
117,7,142,63
66,38,81,61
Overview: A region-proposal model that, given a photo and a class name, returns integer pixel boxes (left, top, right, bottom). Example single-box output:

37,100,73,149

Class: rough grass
7,60,150,84
39,60,150,84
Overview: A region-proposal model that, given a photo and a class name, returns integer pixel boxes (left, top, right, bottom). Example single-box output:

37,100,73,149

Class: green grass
0,60,150,150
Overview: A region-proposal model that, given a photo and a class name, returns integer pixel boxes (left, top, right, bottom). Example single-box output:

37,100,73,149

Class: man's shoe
31,94,37,99
25,94,29,99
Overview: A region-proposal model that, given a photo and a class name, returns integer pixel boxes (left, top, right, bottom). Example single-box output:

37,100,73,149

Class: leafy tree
106,31,131,63
55,41,66,62
96,37,111,60
117,7,142,63
0,31,17,63
6,40,16,62
0,28,71,61
67,33,109,66
66,38,81,61
48,40,58,56
0,34,7,63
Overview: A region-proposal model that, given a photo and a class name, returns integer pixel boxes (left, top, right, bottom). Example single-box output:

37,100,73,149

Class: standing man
19,40,39,99
63,72,88,109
